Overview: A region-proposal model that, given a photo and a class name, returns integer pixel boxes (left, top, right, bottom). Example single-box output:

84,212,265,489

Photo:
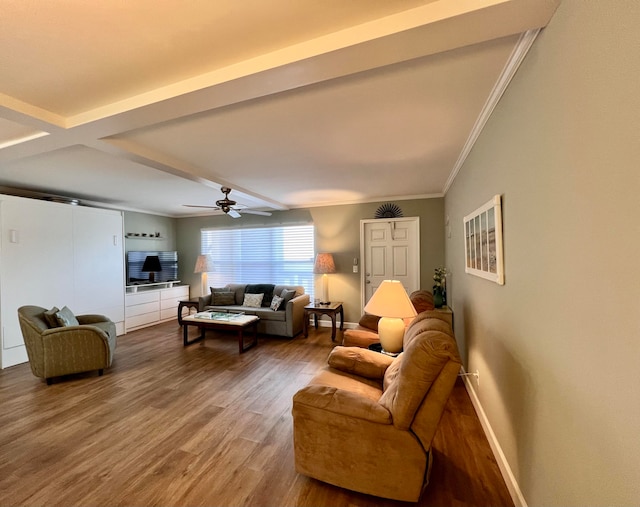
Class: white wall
444,1,640,506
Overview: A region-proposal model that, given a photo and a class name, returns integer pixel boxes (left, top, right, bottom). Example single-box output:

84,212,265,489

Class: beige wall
444,1,640,506
176,198,444,322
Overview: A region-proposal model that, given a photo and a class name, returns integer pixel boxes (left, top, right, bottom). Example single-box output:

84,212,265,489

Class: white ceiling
0,0,560,217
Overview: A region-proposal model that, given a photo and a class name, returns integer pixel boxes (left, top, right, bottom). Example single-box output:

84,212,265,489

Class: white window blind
201,224,315,297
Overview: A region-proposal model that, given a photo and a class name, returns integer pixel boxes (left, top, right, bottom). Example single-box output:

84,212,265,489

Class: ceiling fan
184,187,272,218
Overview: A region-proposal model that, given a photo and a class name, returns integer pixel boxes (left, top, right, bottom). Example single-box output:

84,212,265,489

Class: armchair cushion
327,346,394,380
54,306,79,327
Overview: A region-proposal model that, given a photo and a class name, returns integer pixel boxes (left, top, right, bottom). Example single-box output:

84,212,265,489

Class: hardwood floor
0,321,513,507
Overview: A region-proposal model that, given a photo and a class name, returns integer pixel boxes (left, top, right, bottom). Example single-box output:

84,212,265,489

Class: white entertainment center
125,283,190,332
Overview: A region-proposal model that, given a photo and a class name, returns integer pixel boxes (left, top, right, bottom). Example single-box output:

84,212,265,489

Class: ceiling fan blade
183,205,220,209
227,209,242,218
242,209,272,216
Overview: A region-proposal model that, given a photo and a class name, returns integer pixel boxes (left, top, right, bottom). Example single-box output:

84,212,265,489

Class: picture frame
463,195,504,285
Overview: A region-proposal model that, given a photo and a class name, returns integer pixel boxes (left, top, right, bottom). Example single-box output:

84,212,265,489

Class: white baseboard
460,369,528,507
308,319,357,330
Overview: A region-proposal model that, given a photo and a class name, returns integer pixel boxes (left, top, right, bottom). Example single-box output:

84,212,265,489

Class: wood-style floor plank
0,321,513,507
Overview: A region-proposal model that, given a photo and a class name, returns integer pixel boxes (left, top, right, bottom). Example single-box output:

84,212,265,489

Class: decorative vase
433,288,444,309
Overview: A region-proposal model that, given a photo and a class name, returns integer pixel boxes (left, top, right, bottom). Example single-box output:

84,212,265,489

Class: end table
303,302,344,341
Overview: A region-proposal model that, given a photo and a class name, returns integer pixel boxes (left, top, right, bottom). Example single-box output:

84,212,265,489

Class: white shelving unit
125,284,190,332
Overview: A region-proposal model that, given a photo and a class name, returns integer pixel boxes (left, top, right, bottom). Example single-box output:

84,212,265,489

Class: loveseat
292,311,461,501
198,283,310,338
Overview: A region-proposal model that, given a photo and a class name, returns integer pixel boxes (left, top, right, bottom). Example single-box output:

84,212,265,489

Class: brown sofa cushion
358,313,380,331
409,290,434,313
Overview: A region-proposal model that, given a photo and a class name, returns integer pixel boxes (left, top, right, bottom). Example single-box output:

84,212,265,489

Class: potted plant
432,267,448,308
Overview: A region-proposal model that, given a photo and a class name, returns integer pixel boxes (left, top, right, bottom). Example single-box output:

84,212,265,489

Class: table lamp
141,255,162,283
364,280,416,353
194,254,214,296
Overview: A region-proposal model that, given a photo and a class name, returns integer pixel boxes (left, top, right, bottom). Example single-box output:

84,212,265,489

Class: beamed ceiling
0,0,560,217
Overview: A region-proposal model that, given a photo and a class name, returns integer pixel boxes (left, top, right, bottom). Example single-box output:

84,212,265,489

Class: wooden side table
303,302,344,341
177,298,199,325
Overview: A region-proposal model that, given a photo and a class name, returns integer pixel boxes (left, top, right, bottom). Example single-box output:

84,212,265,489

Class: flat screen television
126,251,178,284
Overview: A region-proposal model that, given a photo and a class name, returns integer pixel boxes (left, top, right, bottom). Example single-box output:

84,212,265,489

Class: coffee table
182,312,259,353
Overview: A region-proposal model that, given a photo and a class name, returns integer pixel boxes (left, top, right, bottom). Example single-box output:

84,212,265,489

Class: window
201,224,315,297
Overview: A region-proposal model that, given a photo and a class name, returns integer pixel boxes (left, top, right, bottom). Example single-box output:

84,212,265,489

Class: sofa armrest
293,384,392,424
328,346,394,379
198,293,212,311
286,293,310,336
342,327,380,348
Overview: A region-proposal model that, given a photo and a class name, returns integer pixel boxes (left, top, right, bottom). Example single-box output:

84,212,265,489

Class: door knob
366,280,371,284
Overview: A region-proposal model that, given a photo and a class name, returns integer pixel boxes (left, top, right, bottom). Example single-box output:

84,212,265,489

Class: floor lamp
194,254,214,296
313,253,336,305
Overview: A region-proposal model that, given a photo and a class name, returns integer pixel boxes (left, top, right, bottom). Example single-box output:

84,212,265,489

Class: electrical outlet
353,265,358,273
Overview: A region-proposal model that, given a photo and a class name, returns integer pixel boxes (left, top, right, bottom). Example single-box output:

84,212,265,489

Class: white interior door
360,217,420,311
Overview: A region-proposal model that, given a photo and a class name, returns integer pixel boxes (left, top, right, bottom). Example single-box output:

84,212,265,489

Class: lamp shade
364,280,416,319
141,255,162,273
313,253,336,274
194,254,214,273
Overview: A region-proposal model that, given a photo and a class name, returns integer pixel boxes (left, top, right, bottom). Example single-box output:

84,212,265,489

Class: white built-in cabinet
125,285,189,332
0,195,125,369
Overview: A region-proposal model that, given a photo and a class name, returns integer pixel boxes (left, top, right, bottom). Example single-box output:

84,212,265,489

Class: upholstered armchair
18,305,117,385
292,312,461,502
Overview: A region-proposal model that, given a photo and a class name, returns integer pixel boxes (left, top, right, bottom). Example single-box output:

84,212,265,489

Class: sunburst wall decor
374,203,403,219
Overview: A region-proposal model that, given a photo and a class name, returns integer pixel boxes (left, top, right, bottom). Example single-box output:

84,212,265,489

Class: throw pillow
44,307,60,328
55,306,79,327
210,286,229,294
243,293,264,308
270,295,284,311
212,292,236,305
280,289,296,304
246,284,275,307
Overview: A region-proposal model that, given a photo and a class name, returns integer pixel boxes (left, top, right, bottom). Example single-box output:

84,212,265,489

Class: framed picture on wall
463,195,504,285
